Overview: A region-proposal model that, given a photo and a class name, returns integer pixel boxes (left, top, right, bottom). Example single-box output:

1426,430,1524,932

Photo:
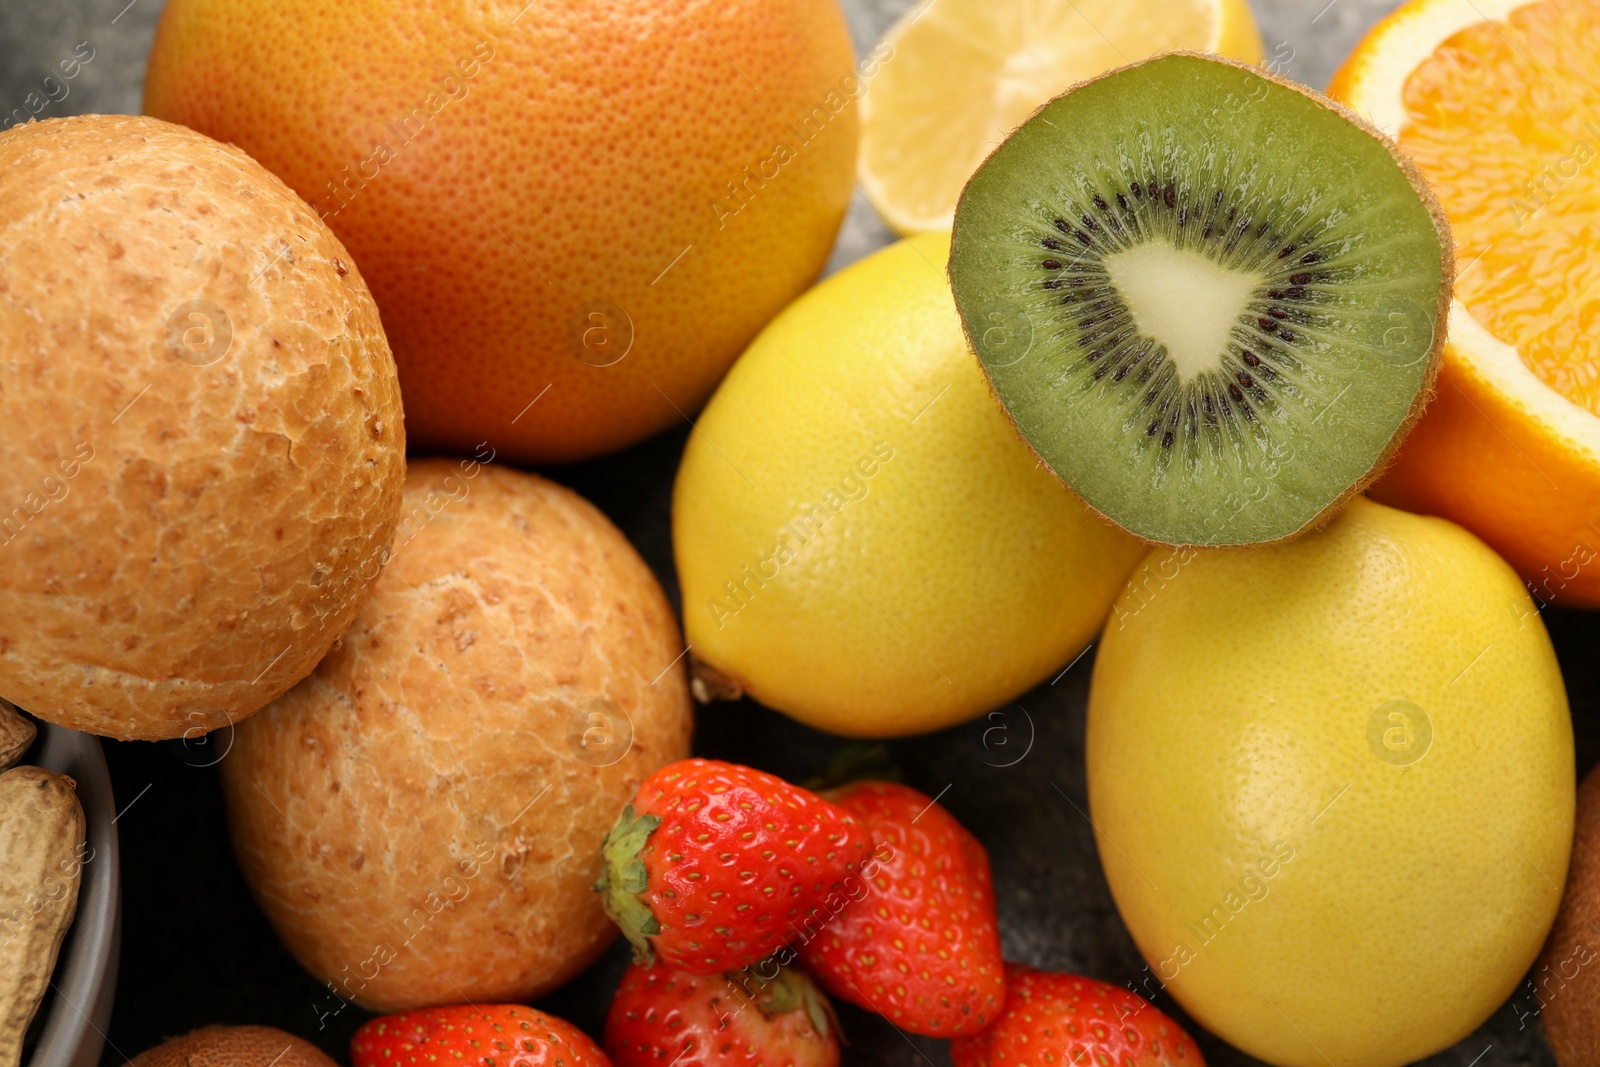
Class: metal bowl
22,721,121,1067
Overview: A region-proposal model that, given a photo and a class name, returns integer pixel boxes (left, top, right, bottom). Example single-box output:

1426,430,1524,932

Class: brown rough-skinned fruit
0,114,404,741
128,1027,337,1067
0,766,86,1067
221,459,693,1011
1540,762,1600,1064
0,701,34,773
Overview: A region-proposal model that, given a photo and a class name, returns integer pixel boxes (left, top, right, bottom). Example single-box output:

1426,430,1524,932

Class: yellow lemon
1088,497,1573,1067
859,0,1264,233
674,232,1145,737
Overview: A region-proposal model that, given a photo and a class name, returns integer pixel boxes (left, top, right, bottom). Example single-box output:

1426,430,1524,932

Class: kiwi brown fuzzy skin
1539,762,1600,1066
949,50,1454,549
127,1027,337,1067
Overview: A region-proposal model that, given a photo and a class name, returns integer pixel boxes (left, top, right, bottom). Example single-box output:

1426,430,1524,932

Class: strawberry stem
594,803,663,964
804,742,901,792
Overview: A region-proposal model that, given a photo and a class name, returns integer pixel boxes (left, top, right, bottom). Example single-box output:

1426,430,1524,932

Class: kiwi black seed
948,53,1451,546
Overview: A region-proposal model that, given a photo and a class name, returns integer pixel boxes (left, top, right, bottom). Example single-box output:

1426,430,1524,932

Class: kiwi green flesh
949,54,1446,546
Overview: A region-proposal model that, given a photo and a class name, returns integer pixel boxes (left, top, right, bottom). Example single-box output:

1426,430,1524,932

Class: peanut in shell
0,766,87,1067
0,702,33,773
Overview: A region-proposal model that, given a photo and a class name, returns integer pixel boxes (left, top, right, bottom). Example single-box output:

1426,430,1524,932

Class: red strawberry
951,965,1204,1067
596,758,874,975
604,957,840,1067
794,781,1005,1037
350,1004,610,1067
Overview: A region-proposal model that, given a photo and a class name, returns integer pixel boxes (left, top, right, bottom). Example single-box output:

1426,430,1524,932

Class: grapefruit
144,0,858,463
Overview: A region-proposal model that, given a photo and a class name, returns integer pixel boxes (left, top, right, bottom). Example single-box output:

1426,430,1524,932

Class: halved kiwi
949,53,1451,546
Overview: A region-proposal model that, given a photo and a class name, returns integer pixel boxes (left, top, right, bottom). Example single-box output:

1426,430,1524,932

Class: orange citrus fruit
144,0,857,464
1330,0,1600,606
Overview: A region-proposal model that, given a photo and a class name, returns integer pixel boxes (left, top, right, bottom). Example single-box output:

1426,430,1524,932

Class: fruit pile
1,0,1598,1065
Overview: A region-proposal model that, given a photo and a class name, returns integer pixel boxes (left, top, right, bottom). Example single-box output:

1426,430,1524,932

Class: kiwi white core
1104,242,1265,380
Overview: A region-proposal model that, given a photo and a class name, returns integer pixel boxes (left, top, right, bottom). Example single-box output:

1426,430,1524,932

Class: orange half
1331,0,1600,606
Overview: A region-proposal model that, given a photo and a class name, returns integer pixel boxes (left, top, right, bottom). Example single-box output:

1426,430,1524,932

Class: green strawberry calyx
594,803,663,965
739,960,843,1045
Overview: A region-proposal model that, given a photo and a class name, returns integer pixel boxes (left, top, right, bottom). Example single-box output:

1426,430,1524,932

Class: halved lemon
857,0,1263,234
1331,0,1600,606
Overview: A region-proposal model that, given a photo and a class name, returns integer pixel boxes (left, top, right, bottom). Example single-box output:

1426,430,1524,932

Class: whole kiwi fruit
0,114,404,741
127,1027,336,1067
221,460,693,1010
1540,762,1600,1064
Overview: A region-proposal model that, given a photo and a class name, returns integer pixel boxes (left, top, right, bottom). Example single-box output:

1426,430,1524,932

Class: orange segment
1395,0,1600,415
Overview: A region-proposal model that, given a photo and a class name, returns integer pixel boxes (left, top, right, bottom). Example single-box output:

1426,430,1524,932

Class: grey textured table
1,2,1595,1067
